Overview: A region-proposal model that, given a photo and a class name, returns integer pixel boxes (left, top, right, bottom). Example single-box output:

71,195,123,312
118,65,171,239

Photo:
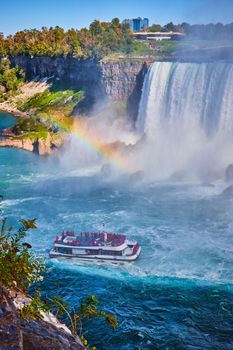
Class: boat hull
49,247,141,262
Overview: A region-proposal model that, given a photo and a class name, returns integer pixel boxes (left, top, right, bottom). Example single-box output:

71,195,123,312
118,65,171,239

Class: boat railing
56,231,127,247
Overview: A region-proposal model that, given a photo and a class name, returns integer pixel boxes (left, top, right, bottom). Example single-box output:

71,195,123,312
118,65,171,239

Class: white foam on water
0,197,43,208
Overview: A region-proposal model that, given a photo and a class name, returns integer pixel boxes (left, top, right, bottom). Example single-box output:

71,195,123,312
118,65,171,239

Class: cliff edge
10,56,151,118
0,285,85,350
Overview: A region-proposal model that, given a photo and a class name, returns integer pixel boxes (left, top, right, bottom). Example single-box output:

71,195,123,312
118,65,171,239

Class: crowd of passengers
54,231,126,247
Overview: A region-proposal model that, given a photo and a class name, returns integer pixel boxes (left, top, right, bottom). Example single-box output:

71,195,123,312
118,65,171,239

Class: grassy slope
13,89,84,140
101,40,177,62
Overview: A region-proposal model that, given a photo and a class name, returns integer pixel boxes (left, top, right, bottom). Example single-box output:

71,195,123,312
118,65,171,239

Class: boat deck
54,231,126,248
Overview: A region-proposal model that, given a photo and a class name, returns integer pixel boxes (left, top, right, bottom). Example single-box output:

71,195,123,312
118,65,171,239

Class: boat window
101,250,122,256
58,247,72,254
88,250,97,255
72,248,86,255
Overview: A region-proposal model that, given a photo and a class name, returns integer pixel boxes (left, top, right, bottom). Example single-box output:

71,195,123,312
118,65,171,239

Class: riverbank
0,132,65,155
0,105,28,118
0,81,49,116
0,109,66,156
0,82,74,155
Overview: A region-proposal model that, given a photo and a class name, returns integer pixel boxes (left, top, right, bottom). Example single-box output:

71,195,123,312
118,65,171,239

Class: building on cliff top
123,17,149,32
132,31,185,41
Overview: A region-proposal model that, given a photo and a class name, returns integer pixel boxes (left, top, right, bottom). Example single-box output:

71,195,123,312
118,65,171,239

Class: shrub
0,57,25,94
0,217,44,291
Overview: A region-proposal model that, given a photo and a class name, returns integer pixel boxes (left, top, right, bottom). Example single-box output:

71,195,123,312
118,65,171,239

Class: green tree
0,32,6,56
89,20,103,37
48,294,117,336
149,24,162,32
111,18,121,29
0,57,25,94
0,217,43,290
162,22,176,32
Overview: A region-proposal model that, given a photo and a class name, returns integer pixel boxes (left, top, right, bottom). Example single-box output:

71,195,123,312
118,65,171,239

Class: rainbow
47,115,131,172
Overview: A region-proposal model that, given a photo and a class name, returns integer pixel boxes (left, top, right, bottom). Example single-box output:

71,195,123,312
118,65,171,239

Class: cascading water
135,62,233,181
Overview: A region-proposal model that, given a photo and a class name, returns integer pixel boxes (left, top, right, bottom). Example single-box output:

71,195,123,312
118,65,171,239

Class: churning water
1,147,233,349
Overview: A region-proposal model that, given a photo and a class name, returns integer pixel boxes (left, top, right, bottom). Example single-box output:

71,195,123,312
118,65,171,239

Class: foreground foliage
0,217,117,348
0,217,43,290
48,294,118,334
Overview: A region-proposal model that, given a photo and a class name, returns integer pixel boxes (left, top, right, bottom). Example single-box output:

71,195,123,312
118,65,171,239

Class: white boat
50,231,141,262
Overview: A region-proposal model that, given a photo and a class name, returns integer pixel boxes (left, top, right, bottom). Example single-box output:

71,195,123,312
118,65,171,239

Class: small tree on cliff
0,57,25,94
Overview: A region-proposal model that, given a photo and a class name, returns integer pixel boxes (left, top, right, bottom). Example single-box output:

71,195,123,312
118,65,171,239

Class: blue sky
1,0,233,35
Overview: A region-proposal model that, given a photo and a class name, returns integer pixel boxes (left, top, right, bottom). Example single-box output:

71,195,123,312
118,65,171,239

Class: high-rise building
123,17,149,32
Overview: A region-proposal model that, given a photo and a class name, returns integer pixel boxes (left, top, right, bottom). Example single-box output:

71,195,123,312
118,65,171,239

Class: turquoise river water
0,111,16,131
0,112,233,349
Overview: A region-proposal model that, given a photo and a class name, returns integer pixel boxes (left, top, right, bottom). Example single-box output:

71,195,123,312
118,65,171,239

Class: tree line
1,19,232,60
149,22,233,40
0,18,132,58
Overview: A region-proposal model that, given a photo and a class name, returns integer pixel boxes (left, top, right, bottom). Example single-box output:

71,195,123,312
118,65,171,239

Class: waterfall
135,62,233,181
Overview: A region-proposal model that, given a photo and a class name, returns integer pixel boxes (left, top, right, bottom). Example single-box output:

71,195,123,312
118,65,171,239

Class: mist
129,61,233,183
176,21,233,62
51,58,233,186
58,60,233,185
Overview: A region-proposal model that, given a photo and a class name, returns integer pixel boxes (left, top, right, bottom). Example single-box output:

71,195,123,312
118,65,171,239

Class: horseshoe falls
136,62,233,182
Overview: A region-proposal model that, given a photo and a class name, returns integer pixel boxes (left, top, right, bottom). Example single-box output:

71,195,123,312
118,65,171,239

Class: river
0,63,233,350
0,110,16,132
1,87,233,349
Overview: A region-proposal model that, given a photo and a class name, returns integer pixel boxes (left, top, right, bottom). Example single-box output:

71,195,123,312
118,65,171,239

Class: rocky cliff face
0,133,65,155
0,285,85,350
10,56,151,118
100,60,149,101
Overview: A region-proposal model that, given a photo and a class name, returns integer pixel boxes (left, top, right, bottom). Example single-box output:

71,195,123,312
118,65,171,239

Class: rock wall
10,56,151,118
100,60,149,100
0,133,65,155
0,285,85,350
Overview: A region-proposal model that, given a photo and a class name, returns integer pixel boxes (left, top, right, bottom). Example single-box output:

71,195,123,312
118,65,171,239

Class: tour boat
50,231,141,262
